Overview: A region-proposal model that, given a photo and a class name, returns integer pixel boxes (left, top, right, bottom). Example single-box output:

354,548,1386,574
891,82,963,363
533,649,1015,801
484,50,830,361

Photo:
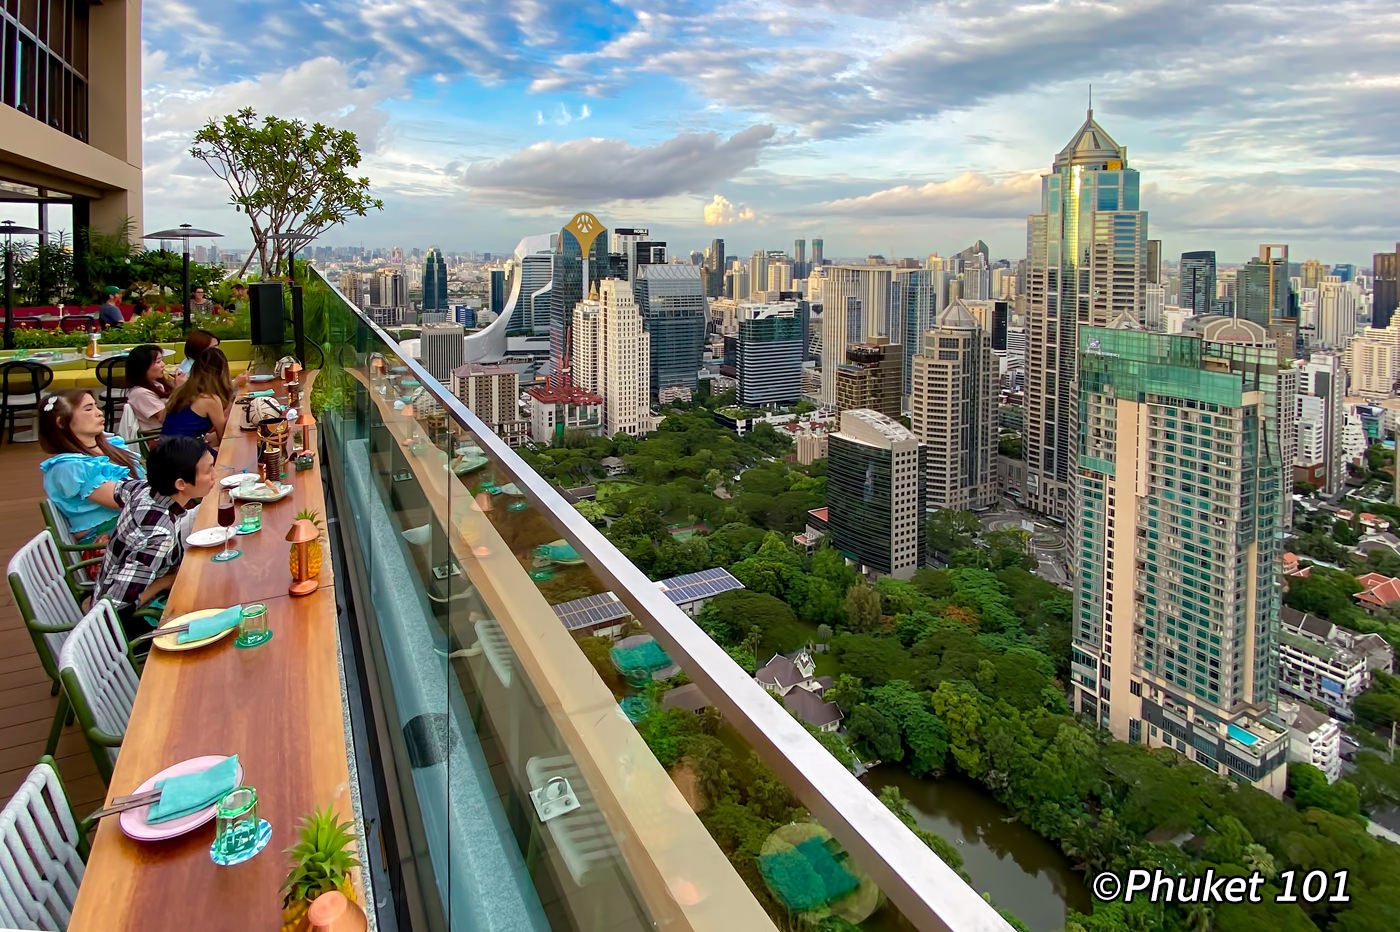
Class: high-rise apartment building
421,322,466,381
767,261,794,294
1347,319,1400,399
818,266,897,403
1073,320,1288,795
1295,354,1345,497
1024,108,1147,520
1300,259,1327,291
371,269,406,309
909,301,997,511
634,264,707,403
422,247,449,315
1373,244,1400,330
573,280,652,437
451,363,528,447
835,338,902,420
827,409,924,580
1145,283,1166,331
0,0,143,234
1180,251,1217,318
552,215,609,368
895,268,942,399
1316,276,1360,350
737,309,803,407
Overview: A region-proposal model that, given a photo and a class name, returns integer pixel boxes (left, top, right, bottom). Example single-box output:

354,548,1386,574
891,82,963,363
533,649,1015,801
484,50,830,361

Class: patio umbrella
1,221,42,351
142,224,222,330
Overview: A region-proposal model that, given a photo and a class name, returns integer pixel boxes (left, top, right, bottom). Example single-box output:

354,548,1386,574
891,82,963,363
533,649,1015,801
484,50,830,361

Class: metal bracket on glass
392,470,412,482
431,561,462,581
529,776,580,823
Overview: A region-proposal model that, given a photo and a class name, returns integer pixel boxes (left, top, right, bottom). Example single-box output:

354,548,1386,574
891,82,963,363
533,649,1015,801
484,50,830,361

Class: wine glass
212,490,242,563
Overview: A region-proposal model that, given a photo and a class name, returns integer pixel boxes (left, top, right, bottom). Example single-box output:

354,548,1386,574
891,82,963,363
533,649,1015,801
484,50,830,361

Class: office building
896,268,942,399
1238,245,1297,352
1180,251,1217,318
1073,320,1289,795
451,363,528,447
909,301,997,511
489,269,507,317
827,409,924,580
1024,108,1147,520
421,323,466,381
1295,354,1346,496
1374,244,1399,330
370,269,406,309
817,266,897,403
794,239,807,279
1300,259,1327,291
737,309,803,407
1145,283,1166,331
634,264,706,403
1316,276,1360,351
811,238,824,269
0,0,143,236
423,248,448,315
1147,239,1162,284
573,280,652,437
705,238,726,298
552,214,610,369
835,338,902,420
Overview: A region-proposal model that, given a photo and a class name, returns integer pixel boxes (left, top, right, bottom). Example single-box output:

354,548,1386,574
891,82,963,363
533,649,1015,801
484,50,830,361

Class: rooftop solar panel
655,567,744,604
553,592,628,630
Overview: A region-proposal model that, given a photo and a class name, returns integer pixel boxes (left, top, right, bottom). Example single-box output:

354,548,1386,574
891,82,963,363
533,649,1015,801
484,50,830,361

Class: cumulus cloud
820,172,1041,218
534,103,592,126
458,125,776,205
703,195,757,226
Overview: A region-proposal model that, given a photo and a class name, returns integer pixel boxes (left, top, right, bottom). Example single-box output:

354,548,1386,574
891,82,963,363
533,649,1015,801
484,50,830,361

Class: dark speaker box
248,282,286,345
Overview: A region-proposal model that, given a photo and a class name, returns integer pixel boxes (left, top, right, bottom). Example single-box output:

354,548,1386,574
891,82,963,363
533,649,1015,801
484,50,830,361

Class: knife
86,789,163,822
133,623,190,643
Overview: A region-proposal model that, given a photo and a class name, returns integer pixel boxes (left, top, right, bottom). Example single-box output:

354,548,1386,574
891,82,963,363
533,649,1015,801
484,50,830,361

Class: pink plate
118,755,243,841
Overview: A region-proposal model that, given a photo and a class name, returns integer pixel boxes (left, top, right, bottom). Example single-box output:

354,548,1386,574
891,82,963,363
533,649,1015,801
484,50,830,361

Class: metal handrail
313,269,1012,931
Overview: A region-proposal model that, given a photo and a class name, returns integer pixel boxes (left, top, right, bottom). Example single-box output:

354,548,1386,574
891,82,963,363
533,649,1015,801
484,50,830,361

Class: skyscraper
1374,244,1400,330
1238,245,1297,353
895,268,942,399
1179,251,1217,318
421,322,465,381
1024,108,1148,520
552,213,609,369
738,308,803,407
794,239,807,279
910,301,997,511
1316,276,1360,350
811,238,824,269
1073,320,1288,795
1300,259,1327,291
1147,239,1162,284
834,338,902,420
706,238,726,299
1295,354,1345,497
827,409,924,580
818,265,897,403
422,247,448,316
488,269,507,318
572,280,652,437
634,264,707,403
749,251,768,301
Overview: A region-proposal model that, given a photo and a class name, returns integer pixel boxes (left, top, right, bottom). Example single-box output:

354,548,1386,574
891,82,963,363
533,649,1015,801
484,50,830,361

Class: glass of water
210,786,267,866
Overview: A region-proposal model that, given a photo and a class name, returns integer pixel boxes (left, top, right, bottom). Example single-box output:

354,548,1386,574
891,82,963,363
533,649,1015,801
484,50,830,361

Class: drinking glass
210,786,268,866
236,603,272,649
212,491,241,562
238,502,263,533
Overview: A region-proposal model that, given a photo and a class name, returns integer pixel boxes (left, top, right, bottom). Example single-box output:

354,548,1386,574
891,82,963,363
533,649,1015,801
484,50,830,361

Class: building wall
910,325,997,510
818,267,896,403
826,409,923,579
737,312,802,406
834,339,902,420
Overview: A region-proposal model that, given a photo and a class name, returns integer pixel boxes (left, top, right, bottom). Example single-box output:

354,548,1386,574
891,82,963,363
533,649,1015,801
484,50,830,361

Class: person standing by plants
189,286,214,315
98,286,125,328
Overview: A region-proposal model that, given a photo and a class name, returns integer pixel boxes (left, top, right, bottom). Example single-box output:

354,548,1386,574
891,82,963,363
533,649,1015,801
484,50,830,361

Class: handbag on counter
274,356,301,380
237,394,286,431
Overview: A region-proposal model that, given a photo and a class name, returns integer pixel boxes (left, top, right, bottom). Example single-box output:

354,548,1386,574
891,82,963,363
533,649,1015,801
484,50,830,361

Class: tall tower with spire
1023,108,1148,521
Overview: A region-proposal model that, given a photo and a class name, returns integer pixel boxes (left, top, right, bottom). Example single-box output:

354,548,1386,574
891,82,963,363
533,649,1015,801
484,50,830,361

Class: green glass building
1072,319,1289,795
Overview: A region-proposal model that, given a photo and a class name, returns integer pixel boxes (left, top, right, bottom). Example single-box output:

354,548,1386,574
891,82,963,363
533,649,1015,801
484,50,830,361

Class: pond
861,767,1091,931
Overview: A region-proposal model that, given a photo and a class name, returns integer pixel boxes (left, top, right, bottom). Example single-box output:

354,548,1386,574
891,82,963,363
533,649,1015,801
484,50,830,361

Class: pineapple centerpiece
288,510,324,580
280,806,360,932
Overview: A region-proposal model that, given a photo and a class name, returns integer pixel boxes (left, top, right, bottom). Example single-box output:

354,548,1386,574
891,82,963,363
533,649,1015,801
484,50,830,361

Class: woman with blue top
39,389,145,549
163,346,235,446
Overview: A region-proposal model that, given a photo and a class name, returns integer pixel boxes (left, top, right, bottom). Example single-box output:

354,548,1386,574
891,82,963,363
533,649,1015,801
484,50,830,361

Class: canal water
861,768,1091,931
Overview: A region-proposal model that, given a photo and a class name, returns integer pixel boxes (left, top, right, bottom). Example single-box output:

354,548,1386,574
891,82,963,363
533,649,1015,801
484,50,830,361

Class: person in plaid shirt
94,436,215,620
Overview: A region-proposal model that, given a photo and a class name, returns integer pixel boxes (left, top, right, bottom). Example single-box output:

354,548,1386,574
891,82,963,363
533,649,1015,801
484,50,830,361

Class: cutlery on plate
133,623,191,643
86,790,162,822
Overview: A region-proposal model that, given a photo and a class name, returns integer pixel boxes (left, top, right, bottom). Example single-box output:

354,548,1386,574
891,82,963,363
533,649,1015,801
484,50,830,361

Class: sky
130,0,1400,265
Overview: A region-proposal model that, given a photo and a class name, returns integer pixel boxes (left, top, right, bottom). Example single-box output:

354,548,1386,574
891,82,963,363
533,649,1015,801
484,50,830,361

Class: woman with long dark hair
39,389,145,545
162,346,235,444
124,344,184,432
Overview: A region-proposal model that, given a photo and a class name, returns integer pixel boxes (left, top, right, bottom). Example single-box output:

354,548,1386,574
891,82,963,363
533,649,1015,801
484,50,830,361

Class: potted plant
280,806,360,932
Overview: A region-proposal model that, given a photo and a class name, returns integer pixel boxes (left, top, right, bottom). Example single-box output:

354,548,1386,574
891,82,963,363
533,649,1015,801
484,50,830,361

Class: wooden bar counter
69,376,355,931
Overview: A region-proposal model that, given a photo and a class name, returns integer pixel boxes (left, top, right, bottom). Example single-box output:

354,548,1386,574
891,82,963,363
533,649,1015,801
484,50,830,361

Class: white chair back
7,533,85,680
116,402,140,443
0,760,85,930
57,601,138,770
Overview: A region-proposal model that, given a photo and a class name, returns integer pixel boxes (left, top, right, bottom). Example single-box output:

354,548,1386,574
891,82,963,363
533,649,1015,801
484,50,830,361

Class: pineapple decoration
287,510,324,596
280,806,360,932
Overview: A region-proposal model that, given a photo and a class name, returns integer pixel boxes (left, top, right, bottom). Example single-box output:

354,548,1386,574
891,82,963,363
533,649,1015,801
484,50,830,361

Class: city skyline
115,0,1399,262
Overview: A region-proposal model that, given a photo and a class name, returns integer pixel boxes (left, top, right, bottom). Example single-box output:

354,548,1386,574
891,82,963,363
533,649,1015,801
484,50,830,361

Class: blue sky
136,0,1400,265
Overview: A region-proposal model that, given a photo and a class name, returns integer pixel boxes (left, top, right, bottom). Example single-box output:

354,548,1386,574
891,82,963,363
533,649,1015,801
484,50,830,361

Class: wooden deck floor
0,442,104,816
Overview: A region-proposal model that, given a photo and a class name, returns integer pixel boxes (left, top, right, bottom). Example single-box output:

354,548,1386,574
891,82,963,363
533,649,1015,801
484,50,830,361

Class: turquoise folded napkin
247,389,276,398
176,606,243,644
147,755,240,824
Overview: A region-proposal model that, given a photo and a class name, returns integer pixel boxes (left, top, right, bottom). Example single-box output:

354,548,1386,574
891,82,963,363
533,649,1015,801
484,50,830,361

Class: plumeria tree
191,108,383,278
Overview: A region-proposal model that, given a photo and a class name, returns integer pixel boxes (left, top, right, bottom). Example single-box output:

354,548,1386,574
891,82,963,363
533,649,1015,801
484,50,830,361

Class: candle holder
287,518,322,597
298,407,316,457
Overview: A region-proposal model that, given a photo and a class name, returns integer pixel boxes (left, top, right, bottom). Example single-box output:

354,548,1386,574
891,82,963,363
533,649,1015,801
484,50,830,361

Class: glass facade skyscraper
827,409,924,579
552,221,610,367
1179,250,1216,318
422,247,448,315
895,268,941,399
1024,109,1148,521
634,264,707,402
737,309,802,406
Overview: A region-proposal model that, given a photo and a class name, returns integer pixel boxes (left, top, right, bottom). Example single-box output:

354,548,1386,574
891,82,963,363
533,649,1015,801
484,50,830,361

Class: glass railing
306,269,1009,931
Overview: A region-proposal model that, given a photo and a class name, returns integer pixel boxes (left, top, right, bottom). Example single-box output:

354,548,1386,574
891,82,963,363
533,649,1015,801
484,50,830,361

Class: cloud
703,195,758,226
534,103,593,126
458,125,776,205
819,172,1041,218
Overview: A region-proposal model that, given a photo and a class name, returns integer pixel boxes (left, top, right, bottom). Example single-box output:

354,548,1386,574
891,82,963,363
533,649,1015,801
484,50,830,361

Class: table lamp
287,519,321,596
297,407,316,456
